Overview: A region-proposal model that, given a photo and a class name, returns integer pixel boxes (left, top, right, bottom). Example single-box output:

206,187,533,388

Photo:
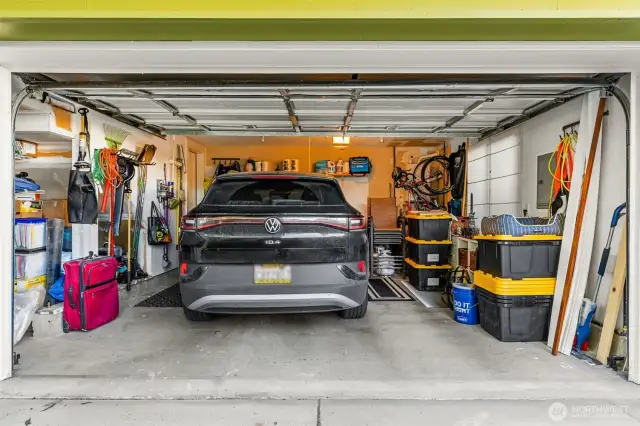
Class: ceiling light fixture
333,136,350,150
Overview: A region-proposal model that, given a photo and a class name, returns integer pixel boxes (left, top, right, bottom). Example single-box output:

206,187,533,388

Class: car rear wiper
271,200,320,205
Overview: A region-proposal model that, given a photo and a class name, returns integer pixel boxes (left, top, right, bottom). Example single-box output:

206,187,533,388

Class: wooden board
596,222,627,364
368,197,398,230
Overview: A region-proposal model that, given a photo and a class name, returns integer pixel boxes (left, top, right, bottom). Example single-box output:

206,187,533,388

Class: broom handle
127,193,132,290
552,96,607,356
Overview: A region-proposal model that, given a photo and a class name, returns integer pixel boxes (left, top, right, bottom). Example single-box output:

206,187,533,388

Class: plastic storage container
474,270,556,296
475,234,561,279
14,218,47,251
452,283,479,325
475,286,553,342
405,258,451,291
62,227,72,252
407,214,451,241
46,219,64,287
406,236,452,266
14,249,47,280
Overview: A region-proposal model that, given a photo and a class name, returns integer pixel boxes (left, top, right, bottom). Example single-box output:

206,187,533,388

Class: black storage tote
406,213,451,241
475,286,553,342
405,258,451,291
406,236,451,266
475,235,561,279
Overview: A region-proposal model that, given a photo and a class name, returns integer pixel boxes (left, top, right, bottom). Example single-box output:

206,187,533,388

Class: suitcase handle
68,284,75,309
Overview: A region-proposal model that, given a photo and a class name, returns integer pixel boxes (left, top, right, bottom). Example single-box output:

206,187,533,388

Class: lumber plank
596,222,627,364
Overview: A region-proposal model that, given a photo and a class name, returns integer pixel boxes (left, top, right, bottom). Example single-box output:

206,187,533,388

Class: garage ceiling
17,74,620,139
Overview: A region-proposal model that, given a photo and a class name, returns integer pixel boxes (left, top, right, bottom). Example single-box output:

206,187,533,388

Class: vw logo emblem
264,217,282,234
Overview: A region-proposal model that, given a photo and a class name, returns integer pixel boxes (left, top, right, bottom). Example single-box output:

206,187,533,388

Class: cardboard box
42,199,69,226
15,200,43,219
367,197,399,230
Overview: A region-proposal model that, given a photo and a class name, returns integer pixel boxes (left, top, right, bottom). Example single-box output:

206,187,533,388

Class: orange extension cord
548,133,577,215
98,148,122,256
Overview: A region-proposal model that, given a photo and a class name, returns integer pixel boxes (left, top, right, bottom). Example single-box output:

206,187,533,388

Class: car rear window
203,178,345,206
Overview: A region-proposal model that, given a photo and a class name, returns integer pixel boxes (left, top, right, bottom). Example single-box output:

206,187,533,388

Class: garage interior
7,72,640,400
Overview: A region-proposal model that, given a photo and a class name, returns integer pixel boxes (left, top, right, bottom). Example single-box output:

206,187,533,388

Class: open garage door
5,71,639,402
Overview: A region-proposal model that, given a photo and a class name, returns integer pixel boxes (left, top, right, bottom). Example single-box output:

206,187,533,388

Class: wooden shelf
332,173,369,178
15,157,71,170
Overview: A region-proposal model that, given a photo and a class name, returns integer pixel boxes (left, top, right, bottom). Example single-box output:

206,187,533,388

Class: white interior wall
519,81,628,327
467,128,521,221
87,123,182,277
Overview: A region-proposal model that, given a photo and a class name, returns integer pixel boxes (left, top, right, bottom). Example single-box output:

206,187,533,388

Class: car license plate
254,264,292,284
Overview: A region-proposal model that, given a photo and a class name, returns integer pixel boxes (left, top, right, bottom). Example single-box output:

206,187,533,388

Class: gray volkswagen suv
179,172,369,321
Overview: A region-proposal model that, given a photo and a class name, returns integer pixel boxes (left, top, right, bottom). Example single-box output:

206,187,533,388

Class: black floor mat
135,283,182,307
135,277,414,308
368,277,414,301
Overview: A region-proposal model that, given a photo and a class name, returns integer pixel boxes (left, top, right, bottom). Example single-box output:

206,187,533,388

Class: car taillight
180,262,188,275
348,217,365,230
181,216,265,231
181,216,196,230
357,260,366,273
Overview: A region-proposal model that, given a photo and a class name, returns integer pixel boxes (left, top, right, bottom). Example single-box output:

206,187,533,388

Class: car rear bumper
180,262,368,314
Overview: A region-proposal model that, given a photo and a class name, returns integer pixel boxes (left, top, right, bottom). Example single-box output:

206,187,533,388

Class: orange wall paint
206,143,395,198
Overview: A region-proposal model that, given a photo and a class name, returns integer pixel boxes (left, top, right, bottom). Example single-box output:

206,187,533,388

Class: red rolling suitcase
63,252,119,331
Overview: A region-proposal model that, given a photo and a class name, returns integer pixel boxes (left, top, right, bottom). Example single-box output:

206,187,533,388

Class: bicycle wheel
417,155,453,195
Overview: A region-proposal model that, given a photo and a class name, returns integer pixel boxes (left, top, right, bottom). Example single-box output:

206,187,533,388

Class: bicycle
392,155,453,211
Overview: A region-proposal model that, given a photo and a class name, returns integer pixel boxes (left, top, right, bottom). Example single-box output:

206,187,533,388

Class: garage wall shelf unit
14,111,73,145
451,236,478,272
14,157,71,170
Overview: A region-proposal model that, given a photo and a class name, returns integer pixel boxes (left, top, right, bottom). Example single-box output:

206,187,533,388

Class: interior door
187,150,197,211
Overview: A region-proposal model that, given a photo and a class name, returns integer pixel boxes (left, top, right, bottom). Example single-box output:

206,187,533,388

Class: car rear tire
338,297,368,319
183,306,214,321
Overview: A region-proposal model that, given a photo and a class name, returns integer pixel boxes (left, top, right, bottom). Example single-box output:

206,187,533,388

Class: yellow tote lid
405,236,452,245
405,258,452,269
406,214,452,220
473,270,556,296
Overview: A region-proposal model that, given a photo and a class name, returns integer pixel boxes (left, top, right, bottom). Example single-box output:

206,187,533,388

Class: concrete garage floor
3,274,640,403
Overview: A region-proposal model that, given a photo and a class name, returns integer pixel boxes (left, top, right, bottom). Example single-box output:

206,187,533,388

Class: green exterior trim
3,0,640,20
0,18,640,41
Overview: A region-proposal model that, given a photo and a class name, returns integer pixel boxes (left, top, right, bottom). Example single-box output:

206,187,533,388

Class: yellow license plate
254,264,292,284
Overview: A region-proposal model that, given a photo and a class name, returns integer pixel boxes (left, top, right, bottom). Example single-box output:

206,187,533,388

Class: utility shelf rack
368,217,405,277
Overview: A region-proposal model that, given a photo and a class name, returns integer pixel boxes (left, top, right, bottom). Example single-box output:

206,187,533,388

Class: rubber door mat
368,277,415,301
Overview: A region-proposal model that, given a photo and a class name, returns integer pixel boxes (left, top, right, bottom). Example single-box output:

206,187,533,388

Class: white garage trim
628,73,640,384
1,42,640,74
1,42,639,384
0,68,12,381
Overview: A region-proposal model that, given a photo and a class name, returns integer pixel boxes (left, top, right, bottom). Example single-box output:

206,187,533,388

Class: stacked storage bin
474,234,561,342
404,213,452,291
14,218,48,292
